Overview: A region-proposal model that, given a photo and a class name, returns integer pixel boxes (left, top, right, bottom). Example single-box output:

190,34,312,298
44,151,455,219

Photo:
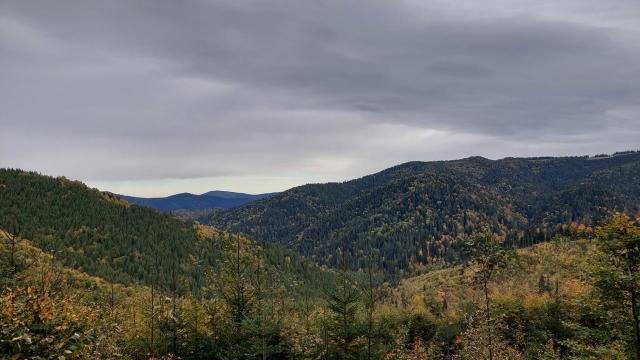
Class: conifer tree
459,232,512,360
327,248,361,359
364,245,379,360
593,214,640,359
0,212,27,293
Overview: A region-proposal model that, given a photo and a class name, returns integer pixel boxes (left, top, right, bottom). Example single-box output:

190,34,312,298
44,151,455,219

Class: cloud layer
1,0,639,195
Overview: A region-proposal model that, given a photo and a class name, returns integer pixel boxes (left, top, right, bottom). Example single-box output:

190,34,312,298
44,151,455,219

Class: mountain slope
119,191,275,212
0,169,330,293
203,152,640,275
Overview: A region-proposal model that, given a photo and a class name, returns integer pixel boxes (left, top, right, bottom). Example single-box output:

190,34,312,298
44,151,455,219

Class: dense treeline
0,169,333,294
204,153,640,276
0,169,199,287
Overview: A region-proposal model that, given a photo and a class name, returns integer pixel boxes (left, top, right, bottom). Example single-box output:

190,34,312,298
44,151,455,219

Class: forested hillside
0,231,335,358
377,221,640,359
4,209,640,359
204,152,640,275
0,169,331,294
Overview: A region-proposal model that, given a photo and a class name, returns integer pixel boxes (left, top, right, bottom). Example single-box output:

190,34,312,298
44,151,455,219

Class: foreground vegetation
2,214,640,359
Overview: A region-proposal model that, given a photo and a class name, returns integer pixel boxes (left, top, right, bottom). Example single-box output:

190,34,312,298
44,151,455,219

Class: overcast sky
1,0,639,196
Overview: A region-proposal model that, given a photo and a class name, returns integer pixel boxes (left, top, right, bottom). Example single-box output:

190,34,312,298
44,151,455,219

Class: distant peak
202,190,254,198
173,192,196,196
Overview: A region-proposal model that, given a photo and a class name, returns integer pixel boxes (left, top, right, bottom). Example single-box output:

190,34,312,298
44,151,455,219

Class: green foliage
0,169,336,296
458,232,514,287
0,169,201,287
593,214,640,299
326,275,362,359
3,220,640,359
205,154,640,276
592,213,640,359
457,232,514,360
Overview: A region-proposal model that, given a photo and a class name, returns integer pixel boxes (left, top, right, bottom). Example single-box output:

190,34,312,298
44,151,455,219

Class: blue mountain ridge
118,191,277,212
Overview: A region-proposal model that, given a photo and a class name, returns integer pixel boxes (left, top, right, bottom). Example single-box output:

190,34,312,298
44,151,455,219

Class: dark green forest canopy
0,169,333,293
0,169,197,286
204,153,640,275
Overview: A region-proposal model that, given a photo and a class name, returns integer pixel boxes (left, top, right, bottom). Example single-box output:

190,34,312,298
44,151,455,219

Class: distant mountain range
203,152,640,275
118,190,277,212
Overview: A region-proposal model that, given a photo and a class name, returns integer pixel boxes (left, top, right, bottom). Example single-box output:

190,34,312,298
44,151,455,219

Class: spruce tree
593,214,640,359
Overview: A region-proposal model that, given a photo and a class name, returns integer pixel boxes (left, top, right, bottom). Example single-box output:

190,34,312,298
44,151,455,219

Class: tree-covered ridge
0,169,333,294
0,169,199,286
204,153,640,275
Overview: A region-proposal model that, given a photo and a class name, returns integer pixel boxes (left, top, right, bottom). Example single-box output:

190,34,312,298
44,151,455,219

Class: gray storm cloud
1,0,639,193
